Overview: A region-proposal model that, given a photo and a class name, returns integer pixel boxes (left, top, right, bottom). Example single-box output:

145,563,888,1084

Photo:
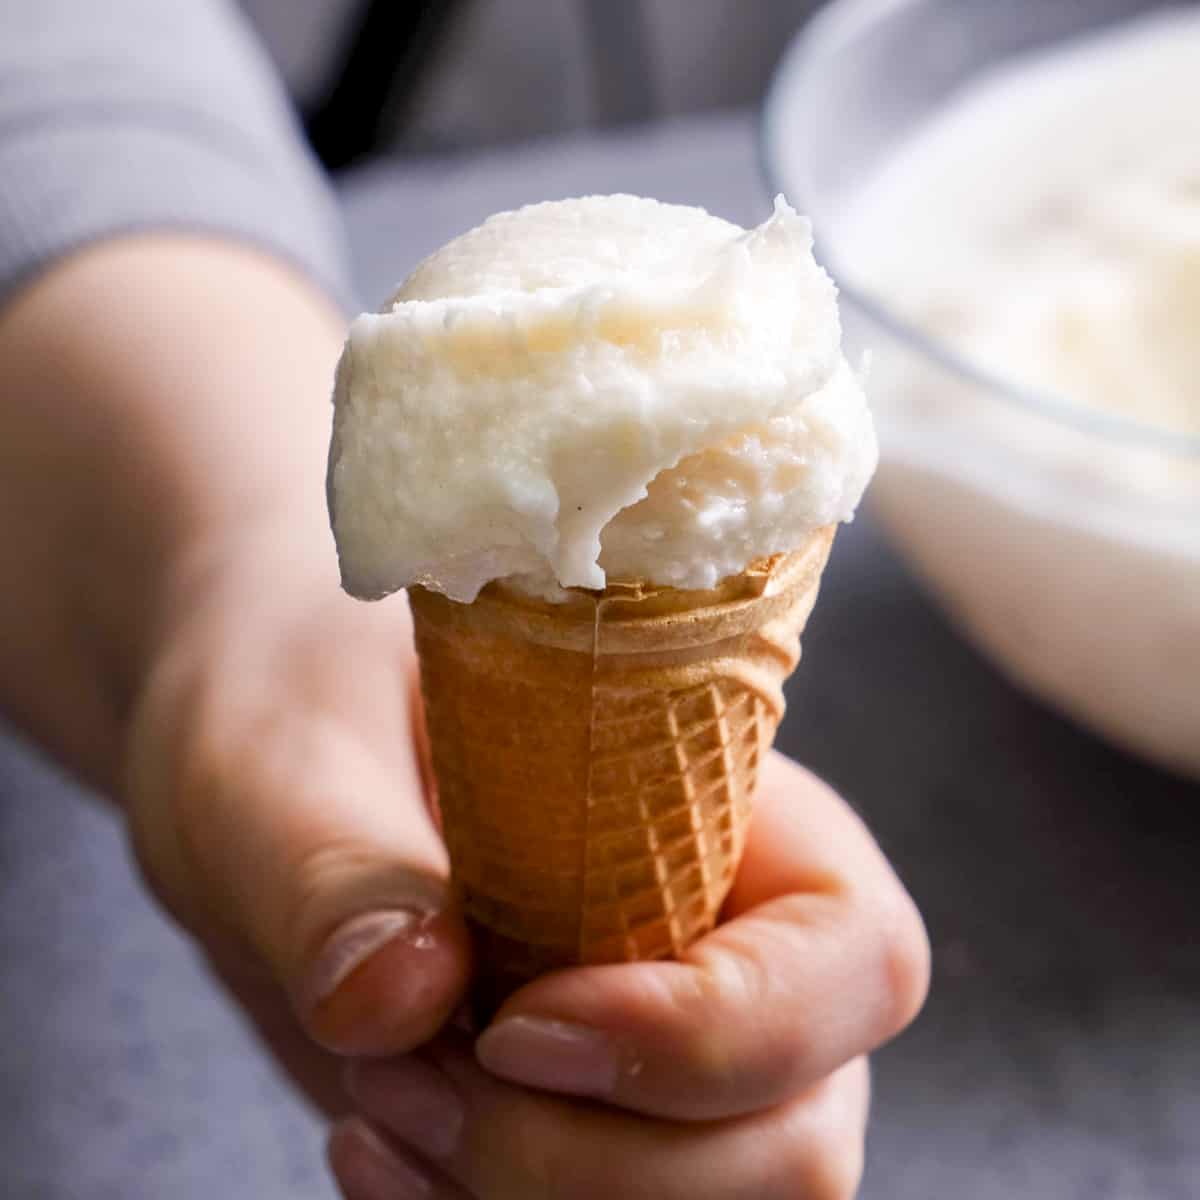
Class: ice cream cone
408,525,835,1014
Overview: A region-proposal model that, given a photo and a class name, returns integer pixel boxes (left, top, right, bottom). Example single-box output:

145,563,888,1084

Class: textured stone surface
3,112,1198,1198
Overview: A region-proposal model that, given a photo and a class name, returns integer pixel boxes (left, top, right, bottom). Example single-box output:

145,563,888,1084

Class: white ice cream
328,194,875,602
822,8,1200,777
837,8,1200,439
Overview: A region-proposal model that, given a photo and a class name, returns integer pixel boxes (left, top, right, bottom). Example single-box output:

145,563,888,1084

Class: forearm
0,236,345,792
0,0,361,789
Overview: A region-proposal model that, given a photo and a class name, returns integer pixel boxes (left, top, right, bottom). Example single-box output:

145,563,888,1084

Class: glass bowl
763,0,1200,779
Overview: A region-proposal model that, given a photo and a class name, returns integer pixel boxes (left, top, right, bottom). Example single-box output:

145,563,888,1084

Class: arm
0,235,471,1108
0,0,467,1106
0,5,928,1191
2,250,929,1197
0,237,343,790
0,0,352,787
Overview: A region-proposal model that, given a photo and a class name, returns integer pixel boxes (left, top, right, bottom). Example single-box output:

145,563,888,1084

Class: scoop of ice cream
328,194,876,602
982,149,1200,436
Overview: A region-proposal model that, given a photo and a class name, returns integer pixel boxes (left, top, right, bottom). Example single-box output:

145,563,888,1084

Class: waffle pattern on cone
409,527,834,1001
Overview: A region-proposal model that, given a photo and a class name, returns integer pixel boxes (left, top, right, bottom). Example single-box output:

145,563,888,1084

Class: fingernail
346,1058,464,1161
301,909,432,1015
476,1017,619,1096
334,1118,436,1200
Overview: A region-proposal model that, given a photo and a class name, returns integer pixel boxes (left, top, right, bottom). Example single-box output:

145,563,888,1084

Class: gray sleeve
0,0,353,313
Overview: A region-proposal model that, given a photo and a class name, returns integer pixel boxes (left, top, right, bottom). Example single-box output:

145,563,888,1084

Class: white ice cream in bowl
765,0,1200,778
329,193,876,603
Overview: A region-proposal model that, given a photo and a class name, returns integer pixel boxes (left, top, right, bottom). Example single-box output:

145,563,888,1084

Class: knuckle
772,1099,868,1200
695,932,773,1020
767,1086,866,1200
877,890,931,1040
683,935,779,1072
125,731,253,952
169,725,226,869
687,919,836,1096
725,924,825,1074
169,704,356,965
170,704,267,880
285,835,381,946
166,709,274,931
150,692,241,894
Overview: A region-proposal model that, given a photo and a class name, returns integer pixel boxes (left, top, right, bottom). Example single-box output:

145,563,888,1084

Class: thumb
124,613,471,1058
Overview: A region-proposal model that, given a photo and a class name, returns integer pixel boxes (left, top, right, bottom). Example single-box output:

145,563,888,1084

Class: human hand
0,227,480,1116
330,750,930,1199
4,232,926,1194
0,232,477,1116
122,505,928,1198
122,518,474,1113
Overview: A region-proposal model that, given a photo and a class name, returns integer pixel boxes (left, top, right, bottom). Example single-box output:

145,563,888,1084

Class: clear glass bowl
763,0,1200,779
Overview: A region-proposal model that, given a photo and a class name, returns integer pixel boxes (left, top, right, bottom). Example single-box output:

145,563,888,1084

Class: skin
0,234,930,1199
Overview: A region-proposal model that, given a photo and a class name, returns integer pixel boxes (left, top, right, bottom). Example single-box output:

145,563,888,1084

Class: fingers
329,1118,471,1200
474,751,928,1121
335,1038,871,1200
125,585,471,1057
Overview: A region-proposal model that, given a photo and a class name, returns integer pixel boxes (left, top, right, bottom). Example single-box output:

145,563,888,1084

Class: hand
0,234,928,1194
122,518,473,1112
330,751,930,1199
0,233,473,1116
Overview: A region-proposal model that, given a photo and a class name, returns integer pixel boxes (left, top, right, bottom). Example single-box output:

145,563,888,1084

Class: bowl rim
760,0,1200,459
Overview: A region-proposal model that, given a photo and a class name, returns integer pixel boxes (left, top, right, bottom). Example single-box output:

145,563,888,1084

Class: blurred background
3,2,1199,1198
242,0,822,164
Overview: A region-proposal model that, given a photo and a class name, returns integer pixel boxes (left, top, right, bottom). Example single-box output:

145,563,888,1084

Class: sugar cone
409,526,835,1014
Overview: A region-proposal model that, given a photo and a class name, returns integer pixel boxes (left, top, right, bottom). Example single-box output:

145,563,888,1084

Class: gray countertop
3,112,1198,1200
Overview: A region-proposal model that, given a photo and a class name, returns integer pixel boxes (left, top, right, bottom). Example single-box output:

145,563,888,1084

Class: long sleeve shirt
0,0,350,312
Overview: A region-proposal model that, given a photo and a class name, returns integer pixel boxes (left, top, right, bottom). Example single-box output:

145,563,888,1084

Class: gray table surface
3,112,1198,1200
